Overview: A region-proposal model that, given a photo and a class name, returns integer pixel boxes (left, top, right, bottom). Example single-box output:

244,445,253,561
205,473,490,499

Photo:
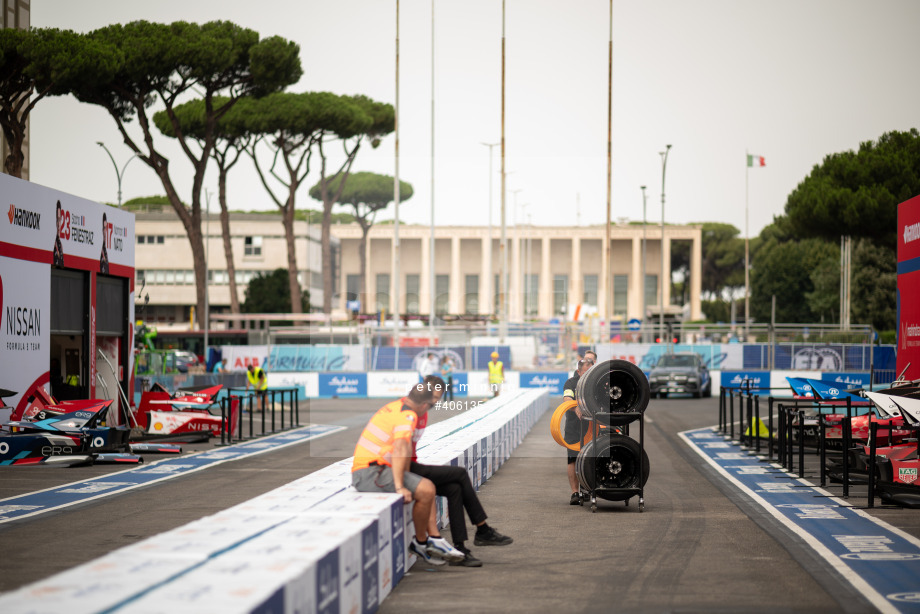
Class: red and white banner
898,195,920,381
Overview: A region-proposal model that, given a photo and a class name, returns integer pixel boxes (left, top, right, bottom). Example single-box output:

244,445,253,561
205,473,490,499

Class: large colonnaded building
133,209,702,327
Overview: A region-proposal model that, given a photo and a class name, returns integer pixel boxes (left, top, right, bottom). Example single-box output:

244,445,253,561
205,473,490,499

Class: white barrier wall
0,388,550,614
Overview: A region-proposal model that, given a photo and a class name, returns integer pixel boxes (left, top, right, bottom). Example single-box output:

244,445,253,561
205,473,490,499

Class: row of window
137,269,315,286
136,235,263,257
347,273,660,315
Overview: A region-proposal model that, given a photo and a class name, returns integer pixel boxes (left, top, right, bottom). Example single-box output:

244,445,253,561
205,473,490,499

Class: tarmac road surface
3,394,919,612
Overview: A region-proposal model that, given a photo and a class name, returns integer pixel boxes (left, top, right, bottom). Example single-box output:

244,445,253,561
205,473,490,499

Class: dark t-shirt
563,373,586,456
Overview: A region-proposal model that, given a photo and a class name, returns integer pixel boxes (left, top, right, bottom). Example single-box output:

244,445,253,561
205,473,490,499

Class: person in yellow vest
245,363,268,413
352,376,466,565
487,351,504,397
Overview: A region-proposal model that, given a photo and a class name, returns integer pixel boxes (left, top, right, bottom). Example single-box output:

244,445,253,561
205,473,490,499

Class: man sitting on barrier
564,358,594,505
352,375,513,568
352,376,465,566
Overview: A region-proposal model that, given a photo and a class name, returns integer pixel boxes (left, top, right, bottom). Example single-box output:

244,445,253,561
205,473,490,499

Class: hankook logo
7,204,41,230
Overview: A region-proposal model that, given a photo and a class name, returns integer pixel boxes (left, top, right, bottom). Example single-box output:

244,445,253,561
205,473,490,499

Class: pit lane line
0,424,345,525
681,426,920,614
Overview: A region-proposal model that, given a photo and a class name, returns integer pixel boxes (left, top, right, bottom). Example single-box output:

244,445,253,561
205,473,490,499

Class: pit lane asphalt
3,396,920,612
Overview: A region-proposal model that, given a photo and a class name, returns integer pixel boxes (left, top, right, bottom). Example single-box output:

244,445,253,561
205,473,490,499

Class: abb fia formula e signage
898,194,920,381
0,173,135,417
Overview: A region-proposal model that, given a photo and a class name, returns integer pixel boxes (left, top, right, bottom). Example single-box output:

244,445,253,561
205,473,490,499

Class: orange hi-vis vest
352,398,419,472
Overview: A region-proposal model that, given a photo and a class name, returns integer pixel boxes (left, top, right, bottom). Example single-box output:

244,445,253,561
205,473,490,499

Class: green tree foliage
237,91,394,314
154,96,252,319
242,268,308,313
758,129,919,329
851,239,897,331
750,234,837,323
699,223,747,299
310,172,413,310
804,255,839,324
784,129,920,248
0,28,113,176
69,21,301,326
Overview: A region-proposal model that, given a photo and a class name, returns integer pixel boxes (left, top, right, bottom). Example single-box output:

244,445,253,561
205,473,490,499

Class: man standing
352,376,465,565
419,352,440,380
564,358,594,504
245,363,268,413
487,351,504,397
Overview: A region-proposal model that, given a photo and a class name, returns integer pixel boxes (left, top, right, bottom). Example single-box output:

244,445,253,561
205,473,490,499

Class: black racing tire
575,434,650,501
576,359,650,417
703,383,712,398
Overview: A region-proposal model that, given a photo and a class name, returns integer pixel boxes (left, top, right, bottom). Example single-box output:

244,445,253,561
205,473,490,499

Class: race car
136,383,238,438
0,394,132,466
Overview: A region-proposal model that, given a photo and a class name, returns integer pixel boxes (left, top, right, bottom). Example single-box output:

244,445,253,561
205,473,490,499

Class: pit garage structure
0,173,135,422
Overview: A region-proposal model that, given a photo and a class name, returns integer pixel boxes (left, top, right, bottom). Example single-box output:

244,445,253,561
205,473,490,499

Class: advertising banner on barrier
318,373,368,398
366,372,418,398
821,372,870,388
595,344,743,370
221,345,268,371
270,345,365,372
898,194,920,381
268,371,319,399
519,371,568,395
720,371,770,390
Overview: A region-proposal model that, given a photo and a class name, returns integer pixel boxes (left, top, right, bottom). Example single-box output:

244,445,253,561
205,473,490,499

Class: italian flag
747,154,765,167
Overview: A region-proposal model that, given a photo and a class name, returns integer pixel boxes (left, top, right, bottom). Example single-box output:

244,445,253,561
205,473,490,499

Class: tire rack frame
581,410,646,513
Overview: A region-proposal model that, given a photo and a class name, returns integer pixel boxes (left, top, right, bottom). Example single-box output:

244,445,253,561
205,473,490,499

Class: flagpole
744,151,750,341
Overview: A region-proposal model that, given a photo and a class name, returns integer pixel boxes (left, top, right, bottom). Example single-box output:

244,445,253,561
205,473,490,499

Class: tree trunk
218,168,241,325
321,195,334,315
283,185,303,314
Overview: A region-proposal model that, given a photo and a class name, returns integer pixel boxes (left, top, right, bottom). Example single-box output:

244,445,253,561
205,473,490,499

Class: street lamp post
97,142,137,206
659,144,672,348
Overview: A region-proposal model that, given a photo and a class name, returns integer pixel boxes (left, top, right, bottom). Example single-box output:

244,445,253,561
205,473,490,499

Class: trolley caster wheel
624,498,630,507
591,504,597,513
639,498,645,513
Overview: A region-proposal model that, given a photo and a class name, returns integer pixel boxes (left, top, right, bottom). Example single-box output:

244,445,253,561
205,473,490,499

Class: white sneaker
409,537,445,566
425,536,466,563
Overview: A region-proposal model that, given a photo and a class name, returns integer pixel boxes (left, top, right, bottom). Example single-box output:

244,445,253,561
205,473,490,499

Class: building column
630,236,641,319
690,233,702,320
480,235,491,317
420,235,431,317
540,237,552,318
571,237,581,313
450,236,462,314
510,230,521,321
662,234,672,310
365,237,374,311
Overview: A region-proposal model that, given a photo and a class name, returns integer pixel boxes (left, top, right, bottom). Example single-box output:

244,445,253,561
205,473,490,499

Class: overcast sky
29,0,920,237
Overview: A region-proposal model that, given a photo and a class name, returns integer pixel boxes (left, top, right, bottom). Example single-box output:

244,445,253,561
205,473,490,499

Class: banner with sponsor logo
269,345,365,372
519,371,568,395
821,372,870,389
720,371,770,391
0,174,134,415
0,257,49,417
595,344,743,370
318,373,368,398
366,372,419,398
898,194,920,380
221,345,268,372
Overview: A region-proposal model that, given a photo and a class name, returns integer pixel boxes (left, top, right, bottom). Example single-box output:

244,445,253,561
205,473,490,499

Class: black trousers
410,461,487,544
